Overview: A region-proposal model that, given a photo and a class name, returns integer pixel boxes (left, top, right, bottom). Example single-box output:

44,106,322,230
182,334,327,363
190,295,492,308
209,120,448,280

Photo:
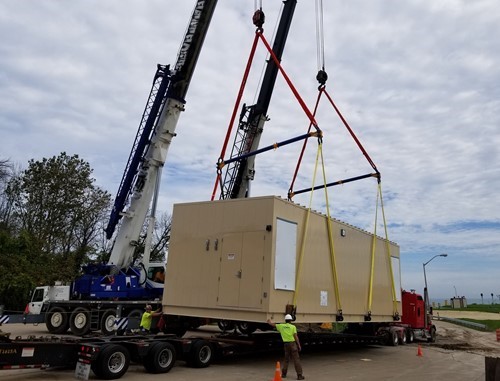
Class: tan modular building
163,196,401,324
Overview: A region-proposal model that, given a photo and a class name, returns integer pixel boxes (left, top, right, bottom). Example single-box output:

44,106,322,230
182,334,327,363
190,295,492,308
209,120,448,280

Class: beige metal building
163,196,401,323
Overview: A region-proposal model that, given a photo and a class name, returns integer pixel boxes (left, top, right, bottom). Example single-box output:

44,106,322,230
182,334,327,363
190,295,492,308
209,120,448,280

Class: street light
423,253,447,330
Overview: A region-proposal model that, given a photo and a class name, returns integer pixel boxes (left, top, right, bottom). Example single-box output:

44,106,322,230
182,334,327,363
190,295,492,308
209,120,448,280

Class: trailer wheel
91,344,130,380
237,321,257,335
187,340,213,368
389,330,399,346
70,307,91,335
399,330,407,345
427,326,436,343
406,329,415,343
217,320,235,332
143,342,176,373
45,306,69,334
101,309,117,335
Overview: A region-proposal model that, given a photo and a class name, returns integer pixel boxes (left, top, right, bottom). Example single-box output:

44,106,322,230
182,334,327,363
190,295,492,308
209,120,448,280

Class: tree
0,158,14,227
5,152,111,281
130,211,172,265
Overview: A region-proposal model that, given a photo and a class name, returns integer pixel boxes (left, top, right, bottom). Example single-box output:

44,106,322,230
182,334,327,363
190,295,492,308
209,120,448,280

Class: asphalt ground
1,321,493,381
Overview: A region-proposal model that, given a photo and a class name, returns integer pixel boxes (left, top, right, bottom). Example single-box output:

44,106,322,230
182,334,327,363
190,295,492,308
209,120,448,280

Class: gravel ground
430,310,500,357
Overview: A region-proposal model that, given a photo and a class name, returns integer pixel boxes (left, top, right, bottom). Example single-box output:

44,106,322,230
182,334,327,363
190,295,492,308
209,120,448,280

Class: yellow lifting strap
367,187,380,315
292,141,342,314
292,143,321,307
319,143,342,312
367,182,399,318
378,182,399,316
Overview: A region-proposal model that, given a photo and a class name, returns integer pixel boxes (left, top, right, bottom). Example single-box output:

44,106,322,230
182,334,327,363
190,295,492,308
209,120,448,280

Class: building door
239,231,265,309
217,232,265,309
217,233,242,307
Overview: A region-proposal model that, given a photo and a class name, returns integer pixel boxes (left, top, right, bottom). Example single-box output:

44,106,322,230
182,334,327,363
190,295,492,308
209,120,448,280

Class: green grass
436,303,500,314
460,318,500,332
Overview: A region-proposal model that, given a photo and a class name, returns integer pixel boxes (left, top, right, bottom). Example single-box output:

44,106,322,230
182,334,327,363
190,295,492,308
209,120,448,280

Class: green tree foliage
0,159,14,226
0,153,111,310
132,212,171,264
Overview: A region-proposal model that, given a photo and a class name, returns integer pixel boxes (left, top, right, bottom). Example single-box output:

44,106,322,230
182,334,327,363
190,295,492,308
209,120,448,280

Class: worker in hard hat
140,304,162,333
267,314,304,380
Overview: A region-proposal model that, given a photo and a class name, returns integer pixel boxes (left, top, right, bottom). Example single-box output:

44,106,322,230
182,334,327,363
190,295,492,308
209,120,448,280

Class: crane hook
253,9,265,30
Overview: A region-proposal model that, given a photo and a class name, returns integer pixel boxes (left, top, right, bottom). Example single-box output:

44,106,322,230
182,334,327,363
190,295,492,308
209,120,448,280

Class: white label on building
320,291,328,306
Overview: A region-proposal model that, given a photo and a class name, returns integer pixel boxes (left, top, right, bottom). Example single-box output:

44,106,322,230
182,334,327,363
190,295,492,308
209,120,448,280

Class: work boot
297,375,305,380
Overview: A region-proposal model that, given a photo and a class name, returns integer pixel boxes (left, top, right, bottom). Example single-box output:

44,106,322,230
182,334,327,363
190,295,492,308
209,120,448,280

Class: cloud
1,0,499,299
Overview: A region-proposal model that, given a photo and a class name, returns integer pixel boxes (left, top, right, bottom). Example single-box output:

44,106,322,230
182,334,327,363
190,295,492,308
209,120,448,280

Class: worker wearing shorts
267,314,304,380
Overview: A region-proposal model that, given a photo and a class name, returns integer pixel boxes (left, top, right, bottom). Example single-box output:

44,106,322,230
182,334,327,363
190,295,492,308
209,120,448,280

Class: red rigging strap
322,88,379,175
257,31,321,133
210,31,261,201
289,87,324,195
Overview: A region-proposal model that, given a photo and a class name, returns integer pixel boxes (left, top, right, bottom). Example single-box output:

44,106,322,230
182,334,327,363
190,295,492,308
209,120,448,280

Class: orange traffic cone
417,344,423,357
272,361,282,381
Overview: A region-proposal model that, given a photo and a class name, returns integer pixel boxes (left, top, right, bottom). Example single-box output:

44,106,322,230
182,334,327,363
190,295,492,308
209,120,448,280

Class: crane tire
70,307,91,336
101,309,117,335
45,306,69,334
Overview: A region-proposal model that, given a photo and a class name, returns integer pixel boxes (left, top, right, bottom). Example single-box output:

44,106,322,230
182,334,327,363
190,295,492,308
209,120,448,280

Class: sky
1,0,499,301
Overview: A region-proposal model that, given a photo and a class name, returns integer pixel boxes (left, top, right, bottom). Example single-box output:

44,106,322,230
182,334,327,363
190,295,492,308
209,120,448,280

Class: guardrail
434,316,488,331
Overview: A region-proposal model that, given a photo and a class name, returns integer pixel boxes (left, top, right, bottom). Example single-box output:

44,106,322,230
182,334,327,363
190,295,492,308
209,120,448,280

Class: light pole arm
422,253,447,332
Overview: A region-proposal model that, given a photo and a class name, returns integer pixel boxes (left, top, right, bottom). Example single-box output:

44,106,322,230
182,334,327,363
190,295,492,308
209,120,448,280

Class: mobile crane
0,0,218,336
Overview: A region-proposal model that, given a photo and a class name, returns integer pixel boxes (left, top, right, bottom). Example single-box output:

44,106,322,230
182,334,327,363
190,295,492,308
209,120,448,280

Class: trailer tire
217,320,235,332
389,330,399,346
45,306,69,334
101,309,117,335
237,321,257,335
187,340,213,368
91,344,130,380
427,326,437,343
143,342,176,373
70,307,91,336
399,330,407,345
406,329,415,343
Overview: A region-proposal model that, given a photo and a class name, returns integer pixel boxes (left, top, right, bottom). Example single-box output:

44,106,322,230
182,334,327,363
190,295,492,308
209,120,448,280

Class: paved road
0,323,489,381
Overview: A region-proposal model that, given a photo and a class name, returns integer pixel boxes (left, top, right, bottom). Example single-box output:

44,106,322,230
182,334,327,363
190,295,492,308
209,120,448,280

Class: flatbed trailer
0,332,215,379
203,330,384,358
0,327,386,379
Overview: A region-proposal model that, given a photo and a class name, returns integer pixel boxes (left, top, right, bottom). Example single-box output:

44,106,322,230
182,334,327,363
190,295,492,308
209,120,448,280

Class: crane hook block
253,9,265,29
316,69,328,86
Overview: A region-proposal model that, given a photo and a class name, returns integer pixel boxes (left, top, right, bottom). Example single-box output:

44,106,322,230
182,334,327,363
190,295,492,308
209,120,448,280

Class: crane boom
219,0,297,199
108,0,218,270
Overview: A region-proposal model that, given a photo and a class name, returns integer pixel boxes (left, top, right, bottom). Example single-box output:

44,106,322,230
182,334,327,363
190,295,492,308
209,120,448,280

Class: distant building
450,296,467,308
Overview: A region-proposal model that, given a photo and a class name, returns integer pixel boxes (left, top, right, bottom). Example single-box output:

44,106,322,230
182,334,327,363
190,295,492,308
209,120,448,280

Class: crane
218,0,297,200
